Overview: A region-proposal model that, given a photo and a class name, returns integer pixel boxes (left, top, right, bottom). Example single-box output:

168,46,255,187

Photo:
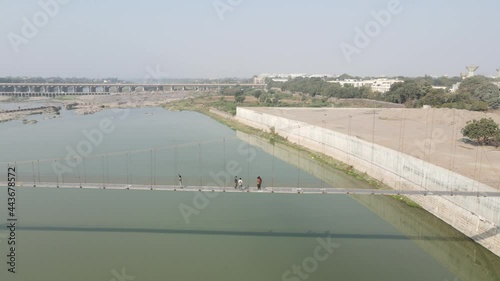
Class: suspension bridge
3,181,500,197
2,136,500,198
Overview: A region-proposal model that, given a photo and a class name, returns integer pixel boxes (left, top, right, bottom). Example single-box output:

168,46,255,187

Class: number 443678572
7,167,16,217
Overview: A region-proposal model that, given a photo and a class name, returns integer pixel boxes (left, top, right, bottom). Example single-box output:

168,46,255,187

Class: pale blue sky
1,0,499,79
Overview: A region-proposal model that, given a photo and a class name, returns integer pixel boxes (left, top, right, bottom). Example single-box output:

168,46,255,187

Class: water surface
0,107,498,281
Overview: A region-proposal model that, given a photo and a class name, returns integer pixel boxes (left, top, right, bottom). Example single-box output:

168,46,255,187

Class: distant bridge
4,182,500,197
0,83,266,97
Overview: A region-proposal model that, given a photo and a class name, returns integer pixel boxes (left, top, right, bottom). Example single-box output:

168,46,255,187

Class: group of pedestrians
177,173,264,191
234,176,263,191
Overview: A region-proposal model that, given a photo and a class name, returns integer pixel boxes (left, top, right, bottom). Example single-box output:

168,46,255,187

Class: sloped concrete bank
236,107,500,257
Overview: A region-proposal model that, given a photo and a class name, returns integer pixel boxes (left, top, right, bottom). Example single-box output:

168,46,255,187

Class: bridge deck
3,182,500,197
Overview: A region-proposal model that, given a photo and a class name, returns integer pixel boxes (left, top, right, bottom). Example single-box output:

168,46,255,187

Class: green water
0,107,498,281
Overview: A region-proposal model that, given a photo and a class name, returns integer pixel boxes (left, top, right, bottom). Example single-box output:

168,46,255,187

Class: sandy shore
67,91,199,115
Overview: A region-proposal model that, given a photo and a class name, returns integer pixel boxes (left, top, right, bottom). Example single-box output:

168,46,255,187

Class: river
0,106,498,281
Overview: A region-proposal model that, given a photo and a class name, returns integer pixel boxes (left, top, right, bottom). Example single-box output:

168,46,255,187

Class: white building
328,78,403,93
450,83,460,93
253,76,266,84
256,73,335,82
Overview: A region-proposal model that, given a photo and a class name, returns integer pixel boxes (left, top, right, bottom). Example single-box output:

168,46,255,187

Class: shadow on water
236,131,500,281
471,225,500,241
7,225,474,241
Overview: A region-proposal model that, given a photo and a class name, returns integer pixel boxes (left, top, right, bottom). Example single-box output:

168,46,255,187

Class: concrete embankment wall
237,130,500,280
236,107,500,257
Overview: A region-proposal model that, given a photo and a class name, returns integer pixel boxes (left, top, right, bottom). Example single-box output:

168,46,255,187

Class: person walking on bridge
234,176,238,189
238,178,243,190
178,174,183,188
256,176,262,191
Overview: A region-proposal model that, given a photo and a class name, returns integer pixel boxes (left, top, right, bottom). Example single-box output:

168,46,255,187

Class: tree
221,87,243,96
384,81,427,104
473,83,500,109
442,91,489,111
251,90,262,99
494,133,500,148
337,73,354,80
235,95,245,103
461,118,500,145
459,76,490,95
416,88,446,107
458,76,500,109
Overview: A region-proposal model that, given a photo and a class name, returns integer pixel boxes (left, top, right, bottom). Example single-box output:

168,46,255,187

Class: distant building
271,78,289,83
328,78,402,93
255,73,335,83
253,76,265,84
371,78,403,93
450,83,461,93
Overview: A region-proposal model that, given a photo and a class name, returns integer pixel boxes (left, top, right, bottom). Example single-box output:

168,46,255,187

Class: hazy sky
1,0,499,79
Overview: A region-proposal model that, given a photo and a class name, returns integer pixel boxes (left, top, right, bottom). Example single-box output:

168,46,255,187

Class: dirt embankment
249,107,500,189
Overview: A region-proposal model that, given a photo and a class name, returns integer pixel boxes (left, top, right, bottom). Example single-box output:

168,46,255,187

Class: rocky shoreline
0,91,202,122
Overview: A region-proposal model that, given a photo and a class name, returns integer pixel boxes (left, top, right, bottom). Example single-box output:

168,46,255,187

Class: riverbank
0,106,60,123
0,91,202,121
164,100,421,208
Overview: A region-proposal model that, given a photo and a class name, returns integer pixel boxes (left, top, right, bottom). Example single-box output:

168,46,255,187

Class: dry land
67,91,201,115
248,107,500,189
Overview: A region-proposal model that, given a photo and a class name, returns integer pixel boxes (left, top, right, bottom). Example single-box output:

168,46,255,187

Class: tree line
385,76,499,110
266,76,499,111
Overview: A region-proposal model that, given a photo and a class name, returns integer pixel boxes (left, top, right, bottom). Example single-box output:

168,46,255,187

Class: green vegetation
267,75,499,111
390,196,421,208
276,77,374,99
55,95,78,101
459,76,500,109
461,118,500,146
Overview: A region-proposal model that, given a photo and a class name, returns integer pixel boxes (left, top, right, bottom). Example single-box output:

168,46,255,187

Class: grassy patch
391,196,421,208
54,95,78,101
